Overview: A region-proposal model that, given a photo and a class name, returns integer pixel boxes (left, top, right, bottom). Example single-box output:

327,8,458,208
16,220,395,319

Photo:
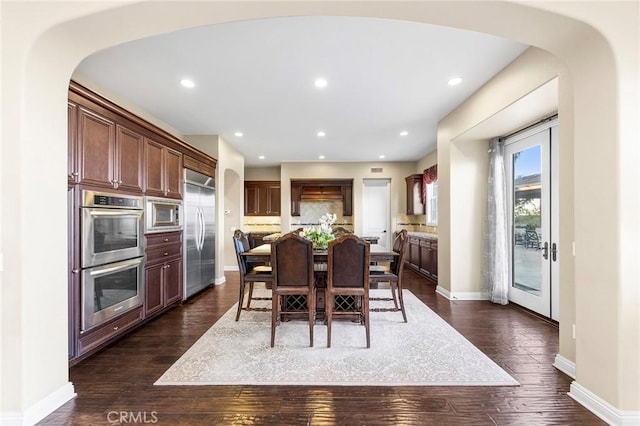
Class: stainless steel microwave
144,196,183,233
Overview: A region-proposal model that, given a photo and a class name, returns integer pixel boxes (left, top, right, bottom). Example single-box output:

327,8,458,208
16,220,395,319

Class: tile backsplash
243,216,281,233
290,201,353,231
394,214,438,234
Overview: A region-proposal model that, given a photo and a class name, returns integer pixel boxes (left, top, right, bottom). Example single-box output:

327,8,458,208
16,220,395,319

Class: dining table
241,242,398,318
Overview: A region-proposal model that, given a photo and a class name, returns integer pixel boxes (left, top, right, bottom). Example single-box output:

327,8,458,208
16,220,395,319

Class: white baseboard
435,286,489,300
214,275,226,285
435,285,450,299
1,382,76,426
224,265,239,272
553,354,576,379
569,381,640,426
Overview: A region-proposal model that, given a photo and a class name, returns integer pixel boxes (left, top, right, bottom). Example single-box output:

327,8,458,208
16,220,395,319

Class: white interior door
362,179,391,248
505,121,559,320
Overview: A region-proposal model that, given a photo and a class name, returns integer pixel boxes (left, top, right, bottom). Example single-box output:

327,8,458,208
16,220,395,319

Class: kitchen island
405,232,438,282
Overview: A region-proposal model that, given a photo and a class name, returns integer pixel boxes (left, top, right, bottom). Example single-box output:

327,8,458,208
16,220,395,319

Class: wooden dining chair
232,234,273,321
369,229,408,322
270,232,316,347
326,234,371,348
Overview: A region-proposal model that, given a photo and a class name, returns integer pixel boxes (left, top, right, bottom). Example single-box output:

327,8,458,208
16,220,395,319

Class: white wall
0,1,637,422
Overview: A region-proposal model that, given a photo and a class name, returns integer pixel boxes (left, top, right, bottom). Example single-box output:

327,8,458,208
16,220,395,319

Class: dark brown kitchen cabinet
144,137,183,199
405,174,425,215
290,179,353,216
76,106,144,192
184,155,215,178
405,234,437,282
68,101,78,185
244,181,281,216
144,231,183,319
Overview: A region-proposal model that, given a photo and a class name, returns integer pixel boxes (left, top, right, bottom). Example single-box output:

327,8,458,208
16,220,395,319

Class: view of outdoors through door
505,121,558,319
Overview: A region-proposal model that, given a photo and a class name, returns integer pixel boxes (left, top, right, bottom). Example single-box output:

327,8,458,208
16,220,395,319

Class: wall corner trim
214,275,227,285
435,285,451,299
1,382,76,426
553,354,576,379
569,382,640,426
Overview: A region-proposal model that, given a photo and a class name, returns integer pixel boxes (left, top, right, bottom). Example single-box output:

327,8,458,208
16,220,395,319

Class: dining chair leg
389,281,399,309
308,291,315,347
247,282,254,309
270,293,278,347
397,283,407,323
363,295,370,348
235,280,246,321
326,293,333,348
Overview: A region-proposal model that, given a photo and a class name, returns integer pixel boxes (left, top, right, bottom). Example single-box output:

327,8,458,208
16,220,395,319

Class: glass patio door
504,121,558,319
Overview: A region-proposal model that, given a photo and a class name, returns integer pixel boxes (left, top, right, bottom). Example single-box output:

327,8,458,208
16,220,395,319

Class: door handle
542,241,549,260
551,242,558,262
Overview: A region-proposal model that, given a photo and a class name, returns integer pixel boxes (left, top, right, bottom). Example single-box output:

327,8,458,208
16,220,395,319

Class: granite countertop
407,231,438,239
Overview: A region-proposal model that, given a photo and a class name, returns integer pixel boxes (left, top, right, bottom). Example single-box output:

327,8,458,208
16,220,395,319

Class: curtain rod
500,113,558,141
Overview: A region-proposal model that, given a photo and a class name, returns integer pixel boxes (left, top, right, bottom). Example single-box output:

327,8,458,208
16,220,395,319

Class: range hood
300,185,343,201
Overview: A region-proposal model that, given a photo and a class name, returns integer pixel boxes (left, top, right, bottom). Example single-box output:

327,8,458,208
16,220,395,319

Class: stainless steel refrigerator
183,169,216,299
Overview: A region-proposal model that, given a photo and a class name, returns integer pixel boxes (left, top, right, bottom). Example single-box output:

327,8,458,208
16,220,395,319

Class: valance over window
422,165,438,202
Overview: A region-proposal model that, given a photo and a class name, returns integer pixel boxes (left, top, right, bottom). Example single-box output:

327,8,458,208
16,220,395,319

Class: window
423,164,438,226
426,180,438,225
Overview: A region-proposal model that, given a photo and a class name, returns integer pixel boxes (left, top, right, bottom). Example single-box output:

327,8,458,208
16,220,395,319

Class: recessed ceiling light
319,155,325,159
180,79,195,88
379,155,385,159
317,131,326,137
448,77,462,86
234,132,243,137
258,155,265,160
400,131,409,136
314,78,328,88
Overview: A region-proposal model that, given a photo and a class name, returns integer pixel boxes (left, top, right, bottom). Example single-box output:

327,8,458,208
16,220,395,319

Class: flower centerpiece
301,213,337,250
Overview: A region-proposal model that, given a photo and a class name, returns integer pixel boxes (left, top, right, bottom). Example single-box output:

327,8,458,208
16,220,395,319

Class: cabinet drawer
146,231,182,248
146,242,182,265
78,307,143,355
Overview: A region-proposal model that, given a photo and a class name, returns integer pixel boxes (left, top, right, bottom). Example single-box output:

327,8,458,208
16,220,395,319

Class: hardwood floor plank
39,269,603,425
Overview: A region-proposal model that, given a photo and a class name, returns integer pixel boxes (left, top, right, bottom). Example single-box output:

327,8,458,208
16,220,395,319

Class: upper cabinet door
77,106,116,189
164,148,183,199
144,137,183,199
115,125,144,193
144,137,165,197
68,101,78,185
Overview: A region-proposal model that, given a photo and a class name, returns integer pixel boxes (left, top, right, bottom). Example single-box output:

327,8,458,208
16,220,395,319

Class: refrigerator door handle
195,208,202,251
198,207,205,251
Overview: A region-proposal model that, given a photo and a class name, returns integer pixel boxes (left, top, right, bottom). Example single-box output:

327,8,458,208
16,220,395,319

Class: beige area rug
155,288,518,386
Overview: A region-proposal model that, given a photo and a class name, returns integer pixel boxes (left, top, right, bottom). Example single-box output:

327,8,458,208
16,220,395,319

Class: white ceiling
74,16,530,166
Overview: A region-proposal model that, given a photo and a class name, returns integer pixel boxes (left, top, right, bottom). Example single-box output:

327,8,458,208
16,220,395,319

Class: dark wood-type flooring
41,269,603,425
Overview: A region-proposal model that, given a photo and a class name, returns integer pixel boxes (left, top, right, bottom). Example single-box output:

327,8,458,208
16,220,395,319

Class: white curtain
483,137,509,304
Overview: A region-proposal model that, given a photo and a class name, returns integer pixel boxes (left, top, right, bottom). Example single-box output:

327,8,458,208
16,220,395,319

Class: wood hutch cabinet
290,179,353,216
405,174,425,215
244,181,281,216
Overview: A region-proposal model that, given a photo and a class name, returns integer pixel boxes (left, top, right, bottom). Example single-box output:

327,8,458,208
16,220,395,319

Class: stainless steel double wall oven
80,190,145,331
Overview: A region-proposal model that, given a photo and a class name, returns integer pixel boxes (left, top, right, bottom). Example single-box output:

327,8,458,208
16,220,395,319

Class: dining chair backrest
328,234,370,289
233,229,251,251
271,232,314,288
232,236,249,275
391,230,408,275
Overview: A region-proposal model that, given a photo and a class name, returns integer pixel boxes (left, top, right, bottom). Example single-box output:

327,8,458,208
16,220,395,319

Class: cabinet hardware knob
113,326,119,331
72,269,79,274
164,238,169,242
163,252,169,256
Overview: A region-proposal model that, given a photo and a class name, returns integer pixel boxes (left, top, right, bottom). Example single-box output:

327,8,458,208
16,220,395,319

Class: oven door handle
88,258,142,276
88,209,143,218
